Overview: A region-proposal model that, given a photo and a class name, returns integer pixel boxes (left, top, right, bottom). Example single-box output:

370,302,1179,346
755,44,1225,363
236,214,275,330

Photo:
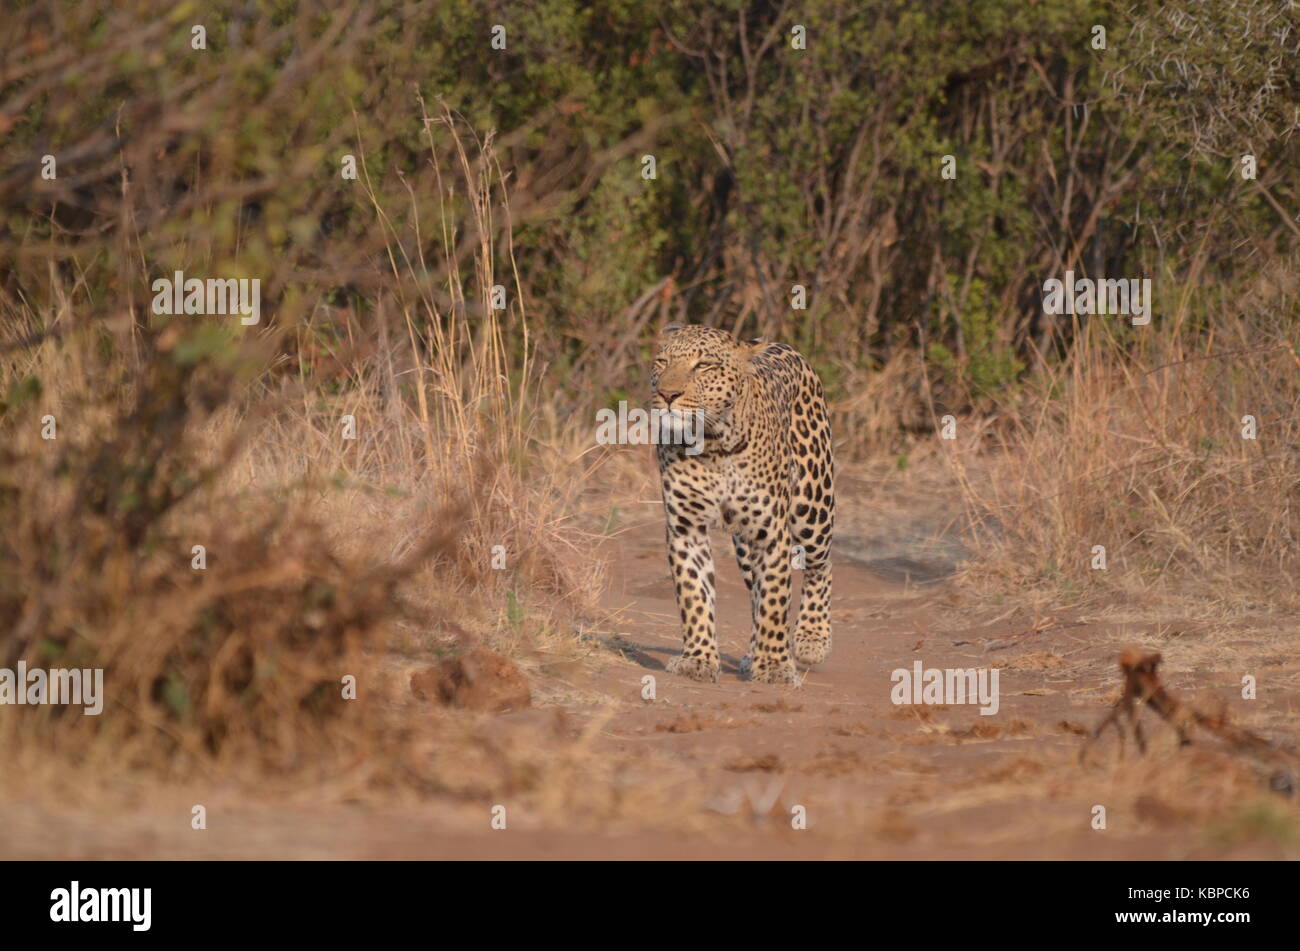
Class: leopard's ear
661,322,685,336
733,334,764,367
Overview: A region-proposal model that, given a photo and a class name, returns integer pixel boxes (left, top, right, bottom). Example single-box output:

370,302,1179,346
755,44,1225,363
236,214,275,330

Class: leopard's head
650,324,756,443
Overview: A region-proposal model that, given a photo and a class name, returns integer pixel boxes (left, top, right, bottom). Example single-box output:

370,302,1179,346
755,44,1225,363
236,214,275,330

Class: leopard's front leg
663,515,720,683
738,524,797,685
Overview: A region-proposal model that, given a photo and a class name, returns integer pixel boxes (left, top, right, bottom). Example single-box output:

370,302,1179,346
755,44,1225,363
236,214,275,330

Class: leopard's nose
657,389,682,406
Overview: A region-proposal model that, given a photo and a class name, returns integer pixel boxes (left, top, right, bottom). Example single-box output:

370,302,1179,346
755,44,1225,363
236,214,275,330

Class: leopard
649,322,834,685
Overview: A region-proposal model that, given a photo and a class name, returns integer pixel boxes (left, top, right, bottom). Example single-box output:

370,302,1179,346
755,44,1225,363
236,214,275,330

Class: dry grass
0,105,599,797
947,260,1300,613
1,0,1296,859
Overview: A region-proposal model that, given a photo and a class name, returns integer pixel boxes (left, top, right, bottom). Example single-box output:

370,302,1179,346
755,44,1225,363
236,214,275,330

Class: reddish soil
4,477,1297,859
561,509,1299,860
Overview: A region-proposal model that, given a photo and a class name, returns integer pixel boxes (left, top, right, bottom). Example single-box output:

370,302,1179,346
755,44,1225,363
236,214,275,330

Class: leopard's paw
666,653,721,683
794,630,831,666
739,653,798,685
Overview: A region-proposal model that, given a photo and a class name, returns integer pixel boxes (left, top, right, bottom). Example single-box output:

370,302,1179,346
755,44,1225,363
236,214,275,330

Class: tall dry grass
0,102,600,794
948,259,1300,612
249,99,603,613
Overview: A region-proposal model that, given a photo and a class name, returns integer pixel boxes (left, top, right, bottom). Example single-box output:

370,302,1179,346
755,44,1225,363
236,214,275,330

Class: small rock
410,648,531,713
1269,770,1295,797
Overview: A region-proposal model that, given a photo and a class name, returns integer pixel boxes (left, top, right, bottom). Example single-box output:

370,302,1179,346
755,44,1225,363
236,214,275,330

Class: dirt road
566,511,1289,862
4,469,1296,859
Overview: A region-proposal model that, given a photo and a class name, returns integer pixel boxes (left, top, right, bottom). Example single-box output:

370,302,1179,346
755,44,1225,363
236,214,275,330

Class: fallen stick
1083,648,1300,793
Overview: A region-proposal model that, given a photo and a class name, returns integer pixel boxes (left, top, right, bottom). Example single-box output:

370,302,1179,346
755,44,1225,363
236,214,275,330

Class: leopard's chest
666,457,782,532
660,412,790,521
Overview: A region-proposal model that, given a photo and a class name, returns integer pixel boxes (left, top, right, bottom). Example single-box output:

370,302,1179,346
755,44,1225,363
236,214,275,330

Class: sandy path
562,498,1298,859
4,478,1295,860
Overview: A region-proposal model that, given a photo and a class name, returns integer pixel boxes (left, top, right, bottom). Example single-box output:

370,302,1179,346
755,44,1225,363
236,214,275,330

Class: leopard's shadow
592,635,745,675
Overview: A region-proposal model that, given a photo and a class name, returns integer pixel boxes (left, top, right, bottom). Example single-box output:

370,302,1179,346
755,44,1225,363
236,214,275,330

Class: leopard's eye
695,360,719,371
